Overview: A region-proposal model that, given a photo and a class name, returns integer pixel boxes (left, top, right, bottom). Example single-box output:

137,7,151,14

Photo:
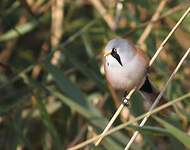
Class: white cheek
105,54,147,90
106,55,121,67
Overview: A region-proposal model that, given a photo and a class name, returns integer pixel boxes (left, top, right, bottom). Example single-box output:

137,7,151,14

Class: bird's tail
139,76,174,115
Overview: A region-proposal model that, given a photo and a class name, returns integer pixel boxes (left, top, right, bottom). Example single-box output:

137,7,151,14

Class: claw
122,98,129,107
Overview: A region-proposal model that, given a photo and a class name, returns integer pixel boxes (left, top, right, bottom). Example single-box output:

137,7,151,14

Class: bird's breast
105,54,148,91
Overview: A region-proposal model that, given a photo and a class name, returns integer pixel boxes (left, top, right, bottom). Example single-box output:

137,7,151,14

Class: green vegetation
0,0,190,150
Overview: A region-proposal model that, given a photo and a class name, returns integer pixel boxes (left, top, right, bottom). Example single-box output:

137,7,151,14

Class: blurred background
0,0,190,150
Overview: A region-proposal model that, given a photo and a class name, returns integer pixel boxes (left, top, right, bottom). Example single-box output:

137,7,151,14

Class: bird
104,38,172,112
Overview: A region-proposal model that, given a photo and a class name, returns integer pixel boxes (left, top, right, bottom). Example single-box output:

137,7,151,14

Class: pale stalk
95,88,136,145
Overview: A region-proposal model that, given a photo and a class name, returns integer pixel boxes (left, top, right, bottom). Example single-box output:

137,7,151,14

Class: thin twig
138,0,168,49
67,92,190,150
113,0,124,30
95,88,136,145
124,47,190,150
149,6,190,66
37,0,55,14
95,101,123,144
89,0,115,30
67,124,87,148
19,0,37,18
51,0,64,65
124,4,187,36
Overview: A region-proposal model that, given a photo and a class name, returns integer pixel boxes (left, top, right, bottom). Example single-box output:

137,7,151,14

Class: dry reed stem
32,0,45,12
51,0,64,65
124,47,190,150
95,5,190,146
138,0,168,49
149,6,190,66
164,17,190,50
67,124,87,147
19,0,36,18
32,0,63,78
95,88,136,146
89,0,115,30
67,92,190,150
125,4,187,36
38,0,55,14
32,42,49,78
113,0,124,30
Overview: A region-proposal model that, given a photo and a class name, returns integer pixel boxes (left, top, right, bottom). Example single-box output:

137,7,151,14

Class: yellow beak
104,52,111,56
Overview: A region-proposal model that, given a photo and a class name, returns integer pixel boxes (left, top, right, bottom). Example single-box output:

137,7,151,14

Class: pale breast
105,54,148,91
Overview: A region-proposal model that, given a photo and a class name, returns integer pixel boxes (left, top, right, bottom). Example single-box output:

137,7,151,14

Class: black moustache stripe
111,51,123,66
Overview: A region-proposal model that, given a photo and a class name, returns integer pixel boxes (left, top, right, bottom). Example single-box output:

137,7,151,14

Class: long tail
139,76,174,115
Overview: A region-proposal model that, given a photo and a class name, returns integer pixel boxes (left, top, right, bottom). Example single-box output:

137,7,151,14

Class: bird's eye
112,48,117,53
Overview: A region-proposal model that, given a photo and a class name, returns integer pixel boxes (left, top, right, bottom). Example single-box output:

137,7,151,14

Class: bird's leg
122,91,129,107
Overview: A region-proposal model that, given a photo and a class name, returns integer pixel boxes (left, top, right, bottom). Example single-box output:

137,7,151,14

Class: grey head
104,38,136,67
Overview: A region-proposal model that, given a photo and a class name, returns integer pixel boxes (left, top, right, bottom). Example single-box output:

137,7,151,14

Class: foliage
0,0,190,150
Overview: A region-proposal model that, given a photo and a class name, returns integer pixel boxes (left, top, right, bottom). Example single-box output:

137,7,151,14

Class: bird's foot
122,97,130,107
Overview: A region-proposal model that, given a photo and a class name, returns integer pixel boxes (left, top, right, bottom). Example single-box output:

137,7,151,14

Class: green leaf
64,52,107,92
176,105,190,121
45,62,90,110
81,32,94,58
127,125,170,136
10,110,35,150
0,15,49,42
35,97,62,150
21,74,62,150
154,116,190,148
45,63,141,150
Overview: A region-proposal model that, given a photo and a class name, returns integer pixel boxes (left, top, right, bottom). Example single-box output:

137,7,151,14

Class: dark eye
112,48,117,53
